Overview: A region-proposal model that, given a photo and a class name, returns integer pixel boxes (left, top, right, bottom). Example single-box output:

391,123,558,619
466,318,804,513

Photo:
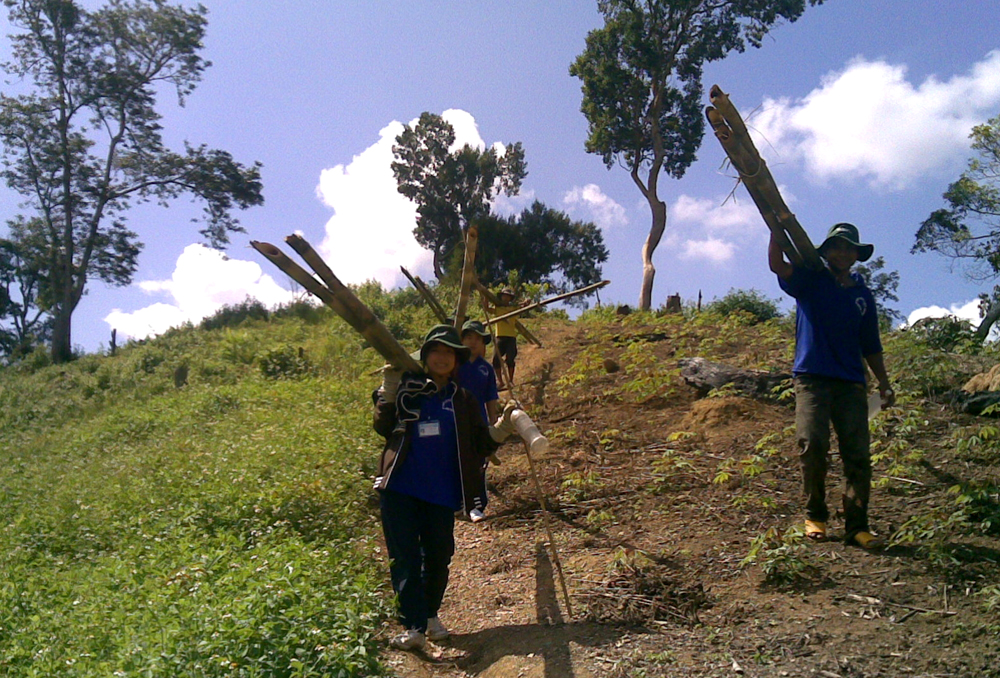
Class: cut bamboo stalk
400,266,450,323
454,223,479,329
706,85,823,271
491,326,573,620
251,239,421,373
475,281,542,347
486,280,610,327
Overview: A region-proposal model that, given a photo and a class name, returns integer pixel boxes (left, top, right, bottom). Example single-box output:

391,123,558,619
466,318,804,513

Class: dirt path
382,316,1000,678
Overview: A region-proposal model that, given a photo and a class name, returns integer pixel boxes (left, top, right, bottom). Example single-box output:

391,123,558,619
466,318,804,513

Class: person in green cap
373,324,515,651
458,319,503,522
768,223,895,550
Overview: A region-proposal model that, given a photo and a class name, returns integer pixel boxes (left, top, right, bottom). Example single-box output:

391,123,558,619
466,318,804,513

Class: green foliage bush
200,298,271,331
906,316,979,353
258,345,315,380
705,288,782,324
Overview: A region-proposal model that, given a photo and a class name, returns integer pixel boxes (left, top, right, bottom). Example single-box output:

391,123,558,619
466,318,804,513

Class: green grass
0,314,394,677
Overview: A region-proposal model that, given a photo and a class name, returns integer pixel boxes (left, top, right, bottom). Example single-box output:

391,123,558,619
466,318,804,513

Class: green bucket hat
818,222,874,262
419,324,471,363
461,319,492,344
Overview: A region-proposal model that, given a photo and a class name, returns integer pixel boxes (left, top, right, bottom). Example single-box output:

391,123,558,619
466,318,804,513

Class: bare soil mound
382,315,1000,678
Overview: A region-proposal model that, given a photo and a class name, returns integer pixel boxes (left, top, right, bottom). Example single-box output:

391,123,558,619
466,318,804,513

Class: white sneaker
426,616,450,641
469,509,486,523
389,629,425,651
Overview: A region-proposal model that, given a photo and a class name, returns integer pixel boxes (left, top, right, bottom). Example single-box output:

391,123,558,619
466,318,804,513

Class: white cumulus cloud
563,184,628,230
750,50,1000,189
665,192,769,265
315,108,500,288
670,194,763,236
680,238,736,263
105,244,296,340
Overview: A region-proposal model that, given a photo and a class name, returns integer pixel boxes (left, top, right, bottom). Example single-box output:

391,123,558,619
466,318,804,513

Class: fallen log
486,280,610,326
251,239,421,373
400,266,450,323
705,86,823,271
475,281,542,347
679,357,791,401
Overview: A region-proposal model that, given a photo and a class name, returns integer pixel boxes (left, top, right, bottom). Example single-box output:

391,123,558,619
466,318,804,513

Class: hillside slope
386,311,1000,678
2,305,999,677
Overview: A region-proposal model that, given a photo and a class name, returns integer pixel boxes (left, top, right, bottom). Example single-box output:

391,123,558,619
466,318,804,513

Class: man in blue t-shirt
769,223,895,549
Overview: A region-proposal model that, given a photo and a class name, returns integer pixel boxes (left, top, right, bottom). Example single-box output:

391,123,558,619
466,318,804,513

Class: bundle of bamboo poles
250,237,422,373
705,85,823,271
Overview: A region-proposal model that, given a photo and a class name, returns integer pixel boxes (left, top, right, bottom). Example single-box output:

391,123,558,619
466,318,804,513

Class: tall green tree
476,201,609,299
0,0,263,362
914,114,1000,340
391,112,526,279
0,217,51,358
570,0,824,310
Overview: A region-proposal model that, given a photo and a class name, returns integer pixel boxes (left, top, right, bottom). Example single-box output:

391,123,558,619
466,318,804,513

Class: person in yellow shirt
491,287,521,389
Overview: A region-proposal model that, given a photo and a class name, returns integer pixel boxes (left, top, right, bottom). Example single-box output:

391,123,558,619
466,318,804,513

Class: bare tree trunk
976,300,1000,341
639,198,667,311
51,305,73,363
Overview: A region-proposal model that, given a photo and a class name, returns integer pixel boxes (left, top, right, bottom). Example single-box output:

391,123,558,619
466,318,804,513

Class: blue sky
2,0,1000,351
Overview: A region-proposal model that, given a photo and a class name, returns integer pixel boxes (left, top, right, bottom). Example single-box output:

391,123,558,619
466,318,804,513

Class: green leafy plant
741,526,818,585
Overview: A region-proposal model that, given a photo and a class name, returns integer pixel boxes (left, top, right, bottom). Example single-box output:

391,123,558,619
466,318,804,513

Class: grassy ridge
0,311,406,677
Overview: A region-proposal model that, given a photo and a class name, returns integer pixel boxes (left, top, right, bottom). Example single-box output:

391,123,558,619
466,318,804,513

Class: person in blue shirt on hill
373,324,514,651
769,223,895,549
458,320,503,522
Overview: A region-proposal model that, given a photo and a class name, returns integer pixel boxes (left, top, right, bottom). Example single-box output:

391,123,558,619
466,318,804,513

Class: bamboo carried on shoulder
486,280,610,327
476,281,543,347
705,85,823,271
250,238,422,373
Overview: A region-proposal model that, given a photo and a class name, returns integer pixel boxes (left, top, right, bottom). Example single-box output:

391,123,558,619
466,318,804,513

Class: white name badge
418,421,441,438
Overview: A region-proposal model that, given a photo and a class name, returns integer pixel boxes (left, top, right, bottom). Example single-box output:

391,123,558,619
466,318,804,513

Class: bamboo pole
250,239,421,373
454,223,479,329
705,85,823,271
482,298,573,620
486,280,610,327
400,266,450,323
475,281,542,347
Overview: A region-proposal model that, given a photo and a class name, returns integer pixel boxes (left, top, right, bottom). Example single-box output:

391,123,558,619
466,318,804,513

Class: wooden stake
705,86,824,271
486,280,610,327
250,239,421,373
454,223,479,329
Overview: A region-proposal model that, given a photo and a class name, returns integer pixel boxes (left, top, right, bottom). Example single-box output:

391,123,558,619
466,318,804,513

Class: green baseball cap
419,324,471,363
818,222,874,262
461,319,492,344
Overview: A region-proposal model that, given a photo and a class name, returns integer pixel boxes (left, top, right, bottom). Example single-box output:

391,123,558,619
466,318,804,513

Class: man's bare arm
769,233,794,280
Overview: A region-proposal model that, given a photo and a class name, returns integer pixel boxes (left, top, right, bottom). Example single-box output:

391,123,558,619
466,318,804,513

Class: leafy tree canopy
914,114,1000,338
570,0,824,310
391,112,526,278
476,201,609,301
0,0,264,362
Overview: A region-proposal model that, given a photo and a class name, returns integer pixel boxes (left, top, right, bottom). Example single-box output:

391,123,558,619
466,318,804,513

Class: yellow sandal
805,520,827,541
851,531,884,550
